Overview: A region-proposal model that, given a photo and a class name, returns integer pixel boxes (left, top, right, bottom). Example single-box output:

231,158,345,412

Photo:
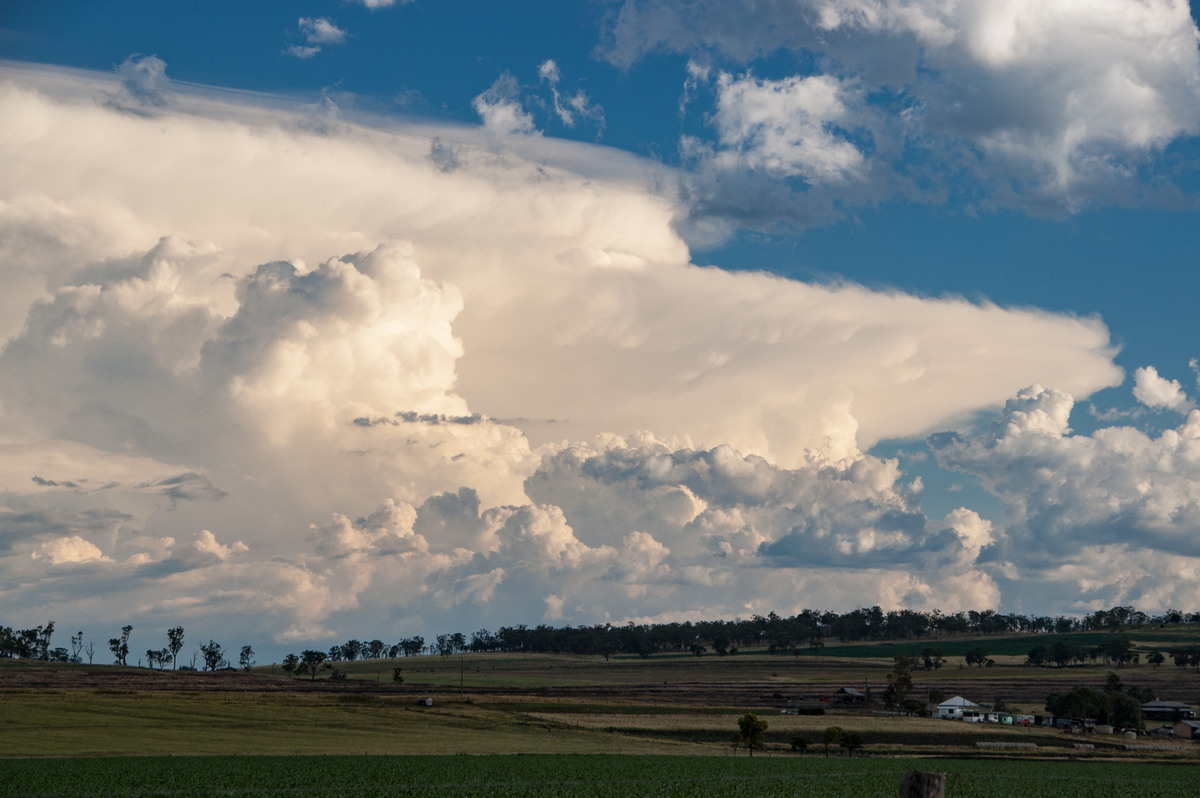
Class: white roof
937,696,980,708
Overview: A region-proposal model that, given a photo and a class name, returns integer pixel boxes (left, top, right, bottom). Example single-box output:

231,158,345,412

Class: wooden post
898,770,945,798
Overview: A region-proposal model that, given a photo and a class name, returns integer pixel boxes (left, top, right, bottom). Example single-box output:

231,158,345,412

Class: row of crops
3,754,1198,797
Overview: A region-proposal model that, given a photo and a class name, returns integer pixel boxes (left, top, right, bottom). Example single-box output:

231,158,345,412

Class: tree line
4,604,1199,670
0,622,255,672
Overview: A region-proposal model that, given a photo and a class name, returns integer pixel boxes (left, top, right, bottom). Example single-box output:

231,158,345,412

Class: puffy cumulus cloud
519,437,1001,615
932,385,1200,563
706,72,867,183
992,544,1200,617
602,0,1200,218
31,535,110,565
313,499,426,558
0,63,1134,649
1133,365,1194,412
192,530,249,562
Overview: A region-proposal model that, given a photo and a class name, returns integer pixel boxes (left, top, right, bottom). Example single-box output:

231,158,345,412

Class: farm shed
835,687,866,704
1141,701,1197,721
1174,720,1200,740
936,696,981,720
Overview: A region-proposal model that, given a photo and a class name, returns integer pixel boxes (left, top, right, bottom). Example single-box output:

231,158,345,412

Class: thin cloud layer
0,61,1169,652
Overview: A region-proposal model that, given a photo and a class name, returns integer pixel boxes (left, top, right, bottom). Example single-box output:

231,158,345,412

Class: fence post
898,770,945,798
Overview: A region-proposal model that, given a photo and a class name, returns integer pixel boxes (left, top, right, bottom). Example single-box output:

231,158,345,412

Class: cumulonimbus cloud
0,62,1142,649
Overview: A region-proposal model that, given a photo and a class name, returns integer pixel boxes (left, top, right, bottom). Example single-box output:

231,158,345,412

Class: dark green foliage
736,713,768,755
7,755,1200,798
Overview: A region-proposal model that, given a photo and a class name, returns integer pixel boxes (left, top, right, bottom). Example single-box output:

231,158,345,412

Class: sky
2,0,1200,662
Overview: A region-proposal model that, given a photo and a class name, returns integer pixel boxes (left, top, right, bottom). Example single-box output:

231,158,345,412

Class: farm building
1141,701,1197,721
936,696,982,720
1174,720,1200,740
835,687,866,704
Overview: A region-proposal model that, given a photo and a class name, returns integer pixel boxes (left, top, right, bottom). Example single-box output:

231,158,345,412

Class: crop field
4,754,1200,798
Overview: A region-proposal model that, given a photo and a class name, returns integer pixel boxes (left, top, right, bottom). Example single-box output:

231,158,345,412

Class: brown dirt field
4,658,1198,713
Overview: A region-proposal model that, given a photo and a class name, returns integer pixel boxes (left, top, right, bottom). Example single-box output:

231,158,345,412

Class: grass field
0,690,703,757
4,754,1200,798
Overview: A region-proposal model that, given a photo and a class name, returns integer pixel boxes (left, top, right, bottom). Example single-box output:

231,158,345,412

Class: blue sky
2,1,1200,660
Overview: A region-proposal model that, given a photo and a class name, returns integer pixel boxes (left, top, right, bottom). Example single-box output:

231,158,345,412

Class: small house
936,696,982,720
1174,720,1200,740
1142,701,1197,721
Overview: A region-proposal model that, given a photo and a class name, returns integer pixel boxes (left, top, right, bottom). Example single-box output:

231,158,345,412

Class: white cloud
32,535,110,565
709,72,866,183
933,385,1200,561
1133,365,1194,412
299,17,347,45
112,54,170,109
193,529,248,562
286,45,322,60
0,63,1138,649
602,0,1200,217
538,60,605,133
472,72,539,136
288,17,349,58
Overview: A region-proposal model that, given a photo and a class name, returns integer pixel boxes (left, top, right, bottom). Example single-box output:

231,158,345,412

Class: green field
4,754,1200,798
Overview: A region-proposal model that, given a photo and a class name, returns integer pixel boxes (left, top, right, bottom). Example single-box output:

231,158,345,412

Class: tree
1046,687,1103,721
883,657,914,710
84,639,95,664
281,653,299,676
239,645,255,671
919,647,945,671
200,640,226,671
300,650,326,680
822,726,843,756
108,626,132,666
1148,651,1165,668
790,737,808,754
70,631,84,664
736,713,768,756
839,731,864,756
167,626,184,670
964,646,988,667
35,621,54,660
